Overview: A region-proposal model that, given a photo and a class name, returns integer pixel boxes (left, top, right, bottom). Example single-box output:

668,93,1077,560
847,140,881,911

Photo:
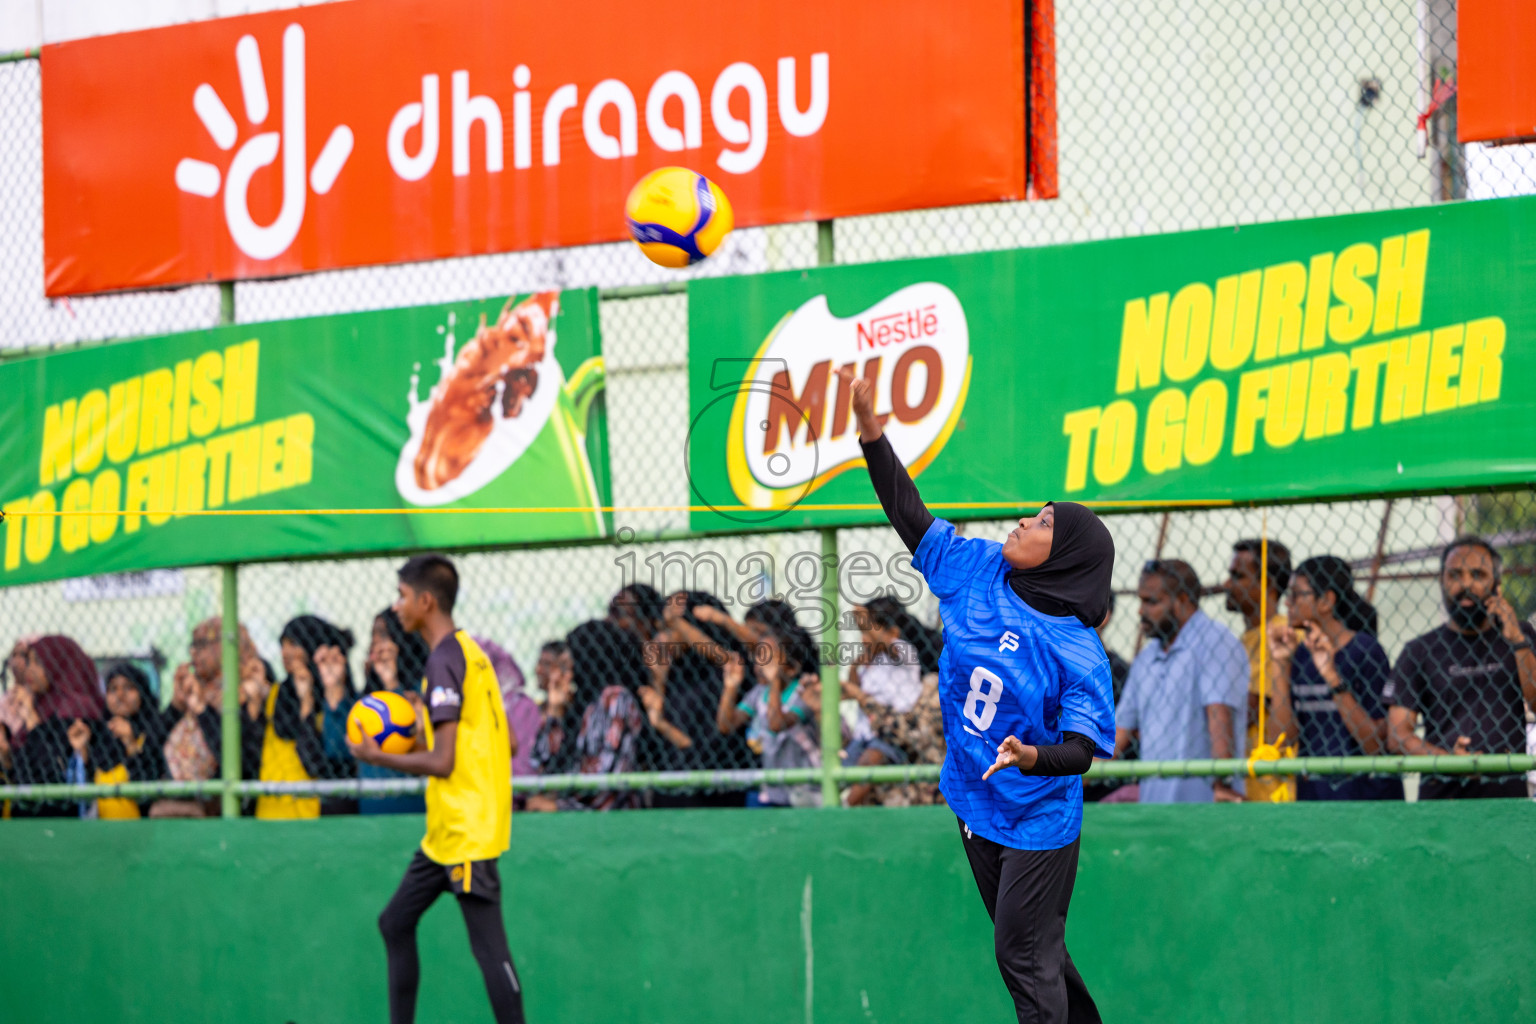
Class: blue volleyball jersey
915,518,1116,850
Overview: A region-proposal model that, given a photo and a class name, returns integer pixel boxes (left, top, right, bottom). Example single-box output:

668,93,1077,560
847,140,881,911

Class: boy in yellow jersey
349,554,524,1024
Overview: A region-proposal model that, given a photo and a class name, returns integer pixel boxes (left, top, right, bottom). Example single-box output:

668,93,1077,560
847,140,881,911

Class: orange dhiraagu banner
41,0,1046,297
1458,0,1536,143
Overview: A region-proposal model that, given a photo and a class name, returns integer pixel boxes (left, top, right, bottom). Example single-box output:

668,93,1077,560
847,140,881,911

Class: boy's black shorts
397,849,502,902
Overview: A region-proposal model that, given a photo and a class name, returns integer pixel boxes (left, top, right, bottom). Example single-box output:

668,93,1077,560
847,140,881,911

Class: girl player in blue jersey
843,368,1116,1023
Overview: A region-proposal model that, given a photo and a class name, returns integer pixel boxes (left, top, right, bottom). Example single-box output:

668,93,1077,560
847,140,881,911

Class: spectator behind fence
1225,538,1296,803
156,617,269,818
647,591,755,807
1087,595,1135,802
1267,557,1402,801
609,583,666,649
528,641,579,811
3,636,105,817
841,601,923,807
1115,559,1248,803
1385,536,1536,799
66,663,170,819
476,637,541,779
257,615,355,819
524,592,654,811
359,608,429,815
718,624,822,808
864,594,945,677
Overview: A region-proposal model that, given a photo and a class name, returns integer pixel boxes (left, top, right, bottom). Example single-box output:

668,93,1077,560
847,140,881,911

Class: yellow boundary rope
0,499,1236,520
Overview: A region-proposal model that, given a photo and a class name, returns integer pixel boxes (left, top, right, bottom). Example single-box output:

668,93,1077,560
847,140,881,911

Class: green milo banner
688,196,1536,532
2,290,609,586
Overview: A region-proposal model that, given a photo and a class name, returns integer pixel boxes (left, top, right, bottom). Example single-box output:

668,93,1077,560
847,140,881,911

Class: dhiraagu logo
174,24,354,260
725,282,972,510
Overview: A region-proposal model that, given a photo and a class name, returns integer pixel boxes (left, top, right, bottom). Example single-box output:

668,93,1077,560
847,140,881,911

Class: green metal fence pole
816,220,835,267
220,564,240,818
815,217,840,810
216,280,240,819
819,529,841,807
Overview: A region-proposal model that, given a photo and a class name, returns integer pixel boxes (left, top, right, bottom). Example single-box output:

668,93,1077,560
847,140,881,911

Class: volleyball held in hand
347,691,418,754
625,167,734,268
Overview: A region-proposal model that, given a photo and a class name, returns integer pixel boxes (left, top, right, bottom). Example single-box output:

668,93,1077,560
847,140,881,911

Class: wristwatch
1511,640,1533,653
1329,682,1350,697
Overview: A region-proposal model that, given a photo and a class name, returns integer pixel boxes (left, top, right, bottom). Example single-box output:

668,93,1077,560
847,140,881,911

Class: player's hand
348,730,382,765
982,735,1037,780
839,366,875,419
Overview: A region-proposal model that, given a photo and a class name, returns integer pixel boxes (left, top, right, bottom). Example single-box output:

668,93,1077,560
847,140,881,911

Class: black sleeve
859,434,935,554
1020,732,1096,777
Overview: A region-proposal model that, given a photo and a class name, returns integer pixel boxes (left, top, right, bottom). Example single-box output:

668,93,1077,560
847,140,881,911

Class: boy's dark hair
1232,538,1292,595
540,639,569,658
1141,558,1202,605
1440,534,1502,578
399,554,460,614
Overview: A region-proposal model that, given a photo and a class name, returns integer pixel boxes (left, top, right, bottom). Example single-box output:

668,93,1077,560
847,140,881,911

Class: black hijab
103,661,168,749
1005,501,1115,628
280,614,356,690
365,608,430,692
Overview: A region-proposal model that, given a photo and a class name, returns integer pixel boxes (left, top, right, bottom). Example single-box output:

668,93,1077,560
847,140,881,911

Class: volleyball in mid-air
347,691,418,754
625,167,734,268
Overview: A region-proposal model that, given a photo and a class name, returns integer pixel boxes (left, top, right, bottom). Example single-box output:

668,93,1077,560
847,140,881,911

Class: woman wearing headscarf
155,618,273,818
646,590,756,807
1267,556,1401,801
475,637,541,781
358,608,429,815
257,614,354,819
865,594,945,677
4,636,106,817
64,662,170,819
844,368,1115,1024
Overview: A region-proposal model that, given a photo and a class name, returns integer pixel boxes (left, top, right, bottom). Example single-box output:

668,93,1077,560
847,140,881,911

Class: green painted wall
1,802,1533,1023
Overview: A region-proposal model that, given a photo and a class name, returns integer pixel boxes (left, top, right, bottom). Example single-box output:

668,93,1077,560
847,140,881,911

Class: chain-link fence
4,490,1534,816
3,2,1535,817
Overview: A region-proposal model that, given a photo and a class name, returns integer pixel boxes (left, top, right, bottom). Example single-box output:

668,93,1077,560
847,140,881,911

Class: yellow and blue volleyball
625,167,734,268
346,691,417,754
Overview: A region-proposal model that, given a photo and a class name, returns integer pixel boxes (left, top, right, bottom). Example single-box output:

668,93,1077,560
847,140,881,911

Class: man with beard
1114,559,1249,803
1385,536,1536,799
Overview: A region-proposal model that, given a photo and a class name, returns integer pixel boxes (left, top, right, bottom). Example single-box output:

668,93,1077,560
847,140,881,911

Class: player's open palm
983,735,1035,780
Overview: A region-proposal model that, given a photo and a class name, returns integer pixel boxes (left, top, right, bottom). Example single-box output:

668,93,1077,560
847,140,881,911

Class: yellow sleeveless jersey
420,631,511,864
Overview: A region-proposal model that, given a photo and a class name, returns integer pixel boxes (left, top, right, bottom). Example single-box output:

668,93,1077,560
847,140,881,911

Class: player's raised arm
843,366,935,553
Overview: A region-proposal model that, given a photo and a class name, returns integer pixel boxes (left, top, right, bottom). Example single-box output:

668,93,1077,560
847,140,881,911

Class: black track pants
378,850,526,1024
958,819,1102,1024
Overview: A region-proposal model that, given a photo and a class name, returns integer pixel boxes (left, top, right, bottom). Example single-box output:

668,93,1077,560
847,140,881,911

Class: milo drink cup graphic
395,291,608,543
